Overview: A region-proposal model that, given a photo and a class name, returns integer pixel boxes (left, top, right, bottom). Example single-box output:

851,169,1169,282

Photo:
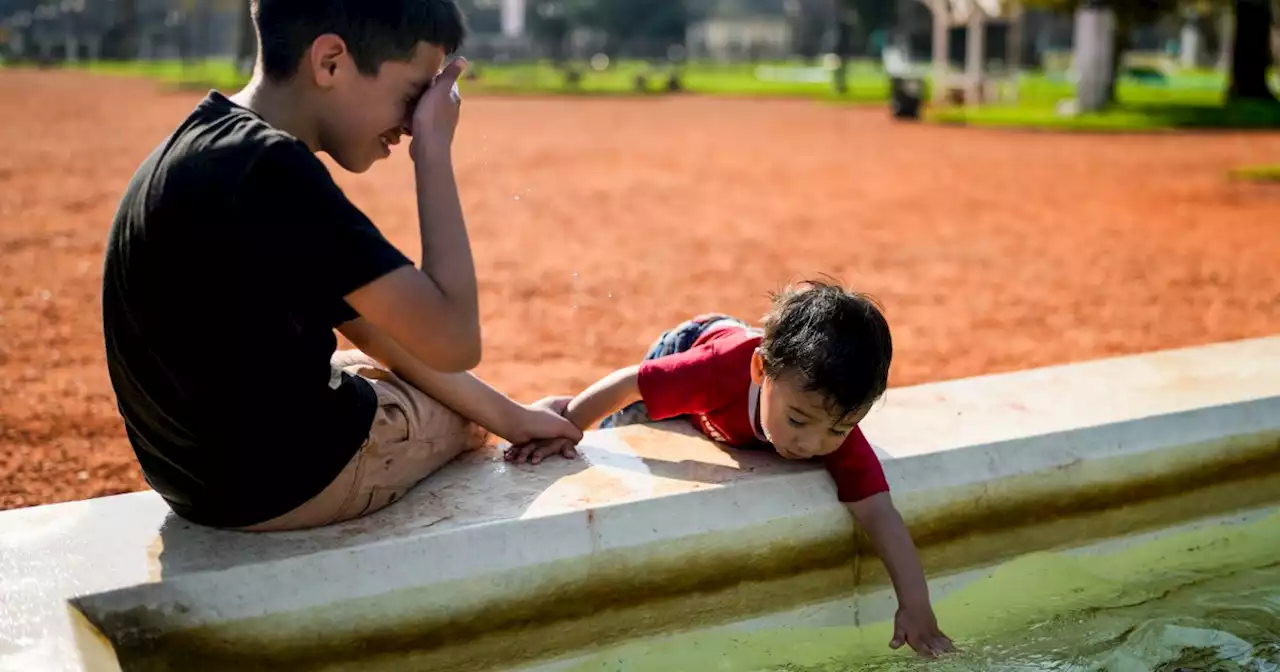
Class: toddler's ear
749,349,765,385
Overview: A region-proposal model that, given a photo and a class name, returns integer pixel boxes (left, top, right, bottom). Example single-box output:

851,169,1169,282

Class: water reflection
565,510,1280,672
794,565,1280,671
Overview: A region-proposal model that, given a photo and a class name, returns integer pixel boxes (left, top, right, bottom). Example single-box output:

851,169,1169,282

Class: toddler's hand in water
891,603,956,658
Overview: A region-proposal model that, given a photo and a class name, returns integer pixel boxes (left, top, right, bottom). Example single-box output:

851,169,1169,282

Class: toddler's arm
847,493,955,658
564,365,642,431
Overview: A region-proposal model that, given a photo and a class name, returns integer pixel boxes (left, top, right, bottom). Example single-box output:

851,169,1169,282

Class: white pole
965,9,985,104
501,0,526,38
932,0,950,103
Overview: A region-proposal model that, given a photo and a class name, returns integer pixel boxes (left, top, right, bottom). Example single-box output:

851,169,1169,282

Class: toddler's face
756,371,869,461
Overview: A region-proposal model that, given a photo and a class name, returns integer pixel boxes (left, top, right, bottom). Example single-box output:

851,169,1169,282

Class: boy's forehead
381,42,446,83
409,42,448,72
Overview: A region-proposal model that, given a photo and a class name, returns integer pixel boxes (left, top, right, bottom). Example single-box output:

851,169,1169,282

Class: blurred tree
1028,0,1276,103
195,0,214,63
833,4,856,92
847,0,898,36
1226,0,1276,100
1027,0,1179,103
101,0,138,59
580,0,688,57
526,0,576,64
833,0,898,92
235,0,255,75
791,0,838,62
455,0,502,34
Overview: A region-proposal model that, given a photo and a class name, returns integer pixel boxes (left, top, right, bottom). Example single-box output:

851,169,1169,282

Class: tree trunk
1103,14,1131,104
237,0,256,75
1217,8,1234,71
103,0,138,59
1228,0,1277,101
833,6,855,94
1074,0,1116,112
1006,0,1024,75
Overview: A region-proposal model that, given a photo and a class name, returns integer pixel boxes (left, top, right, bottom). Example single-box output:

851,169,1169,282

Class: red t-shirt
636,325,890,503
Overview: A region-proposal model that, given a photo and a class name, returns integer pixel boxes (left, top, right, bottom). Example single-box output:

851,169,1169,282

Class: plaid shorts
599,313,747,429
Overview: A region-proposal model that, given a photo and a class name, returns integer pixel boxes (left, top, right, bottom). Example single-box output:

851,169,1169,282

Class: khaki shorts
241,350,489,532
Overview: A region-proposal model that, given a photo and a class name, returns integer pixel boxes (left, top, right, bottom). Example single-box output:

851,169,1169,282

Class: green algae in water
565,511,1280,672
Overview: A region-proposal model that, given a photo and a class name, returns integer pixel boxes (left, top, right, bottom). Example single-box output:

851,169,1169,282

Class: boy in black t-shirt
101,0,582,531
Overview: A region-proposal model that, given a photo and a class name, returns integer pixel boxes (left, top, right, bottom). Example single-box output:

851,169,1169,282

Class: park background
0,0,1278,510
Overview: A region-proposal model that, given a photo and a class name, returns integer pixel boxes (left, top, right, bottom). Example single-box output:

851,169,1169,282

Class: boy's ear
308,33,350,89
750,349,764,385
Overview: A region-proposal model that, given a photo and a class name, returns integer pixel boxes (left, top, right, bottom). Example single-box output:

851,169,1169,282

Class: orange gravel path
2,70,1278,509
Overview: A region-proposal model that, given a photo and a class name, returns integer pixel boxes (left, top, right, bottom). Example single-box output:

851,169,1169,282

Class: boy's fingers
547,397,572,416
514,441,539,464
530,440,567,465
433,57,468,90
508,437,579,465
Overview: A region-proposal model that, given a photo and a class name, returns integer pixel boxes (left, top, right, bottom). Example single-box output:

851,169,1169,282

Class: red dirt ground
2,70,1279,510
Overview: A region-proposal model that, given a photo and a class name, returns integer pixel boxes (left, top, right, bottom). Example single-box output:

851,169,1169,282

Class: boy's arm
338,318,580,447
847,493,955,658
344,60,480,373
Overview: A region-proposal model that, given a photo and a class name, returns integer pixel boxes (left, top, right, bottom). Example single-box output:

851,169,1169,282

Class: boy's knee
331,349,381,373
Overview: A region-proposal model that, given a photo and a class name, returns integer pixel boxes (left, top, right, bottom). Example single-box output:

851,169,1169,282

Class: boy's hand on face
891,603,956,659
502,397,583,464
410,57,468,160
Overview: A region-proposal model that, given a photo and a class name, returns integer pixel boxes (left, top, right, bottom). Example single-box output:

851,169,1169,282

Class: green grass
77,58,247,90
13,57,891,101
461,59,890,101
1229,164,1280,182
8,57,1278,131
928,69,1280,131
929,98,1280,131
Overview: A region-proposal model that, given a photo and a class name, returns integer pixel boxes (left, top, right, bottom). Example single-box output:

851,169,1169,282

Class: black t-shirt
102,91,413,528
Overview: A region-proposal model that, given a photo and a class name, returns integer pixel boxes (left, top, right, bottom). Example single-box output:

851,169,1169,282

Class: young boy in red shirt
508,279,955,658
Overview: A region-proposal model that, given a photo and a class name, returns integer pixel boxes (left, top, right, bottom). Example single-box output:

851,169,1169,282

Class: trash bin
889,76,924,120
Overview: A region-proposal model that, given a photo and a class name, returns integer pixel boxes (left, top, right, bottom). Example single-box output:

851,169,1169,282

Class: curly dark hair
758,278,893,420
252,0,467,82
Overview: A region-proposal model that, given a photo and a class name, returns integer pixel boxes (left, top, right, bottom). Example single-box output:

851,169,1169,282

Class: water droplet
38,290,51,301
513,195,520,200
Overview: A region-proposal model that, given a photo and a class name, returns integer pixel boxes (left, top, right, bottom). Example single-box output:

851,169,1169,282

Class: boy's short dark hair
758,278,893,420
253,0,468,82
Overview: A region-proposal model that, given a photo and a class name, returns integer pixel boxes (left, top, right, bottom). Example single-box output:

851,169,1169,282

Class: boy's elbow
440,322,482,372
430,347,480,373
455,340,482,371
